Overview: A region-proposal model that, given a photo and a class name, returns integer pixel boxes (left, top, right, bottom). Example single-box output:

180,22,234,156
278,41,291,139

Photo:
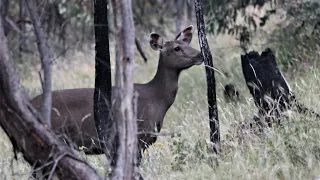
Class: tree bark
112,0,138,179
1,0,9,35
93,0,114,160
0,13,102,180
175,0,184,35
26,0,52,127
19,0,26,59
187,0,193,23
241,48,320,128
194,0,220,155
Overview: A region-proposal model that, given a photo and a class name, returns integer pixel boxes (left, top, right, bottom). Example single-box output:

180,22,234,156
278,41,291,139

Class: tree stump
241,48,320,129
241,48,295,127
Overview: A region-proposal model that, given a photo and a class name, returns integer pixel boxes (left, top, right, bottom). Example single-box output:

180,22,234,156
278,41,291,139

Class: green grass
1,32,320,180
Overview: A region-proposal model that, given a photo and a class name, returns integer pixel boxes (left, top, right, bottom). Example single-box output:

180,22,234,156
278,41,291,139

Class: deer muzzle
192,53,203,65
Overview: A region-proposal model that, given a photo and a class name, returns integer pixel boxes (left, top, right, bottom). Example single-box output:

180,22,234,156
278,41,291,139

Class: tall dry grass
1,22,320,180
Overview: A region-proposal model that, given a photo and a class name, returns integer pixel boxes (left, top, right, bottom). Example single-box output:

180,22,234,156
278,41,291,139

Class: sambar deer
31,25,203,163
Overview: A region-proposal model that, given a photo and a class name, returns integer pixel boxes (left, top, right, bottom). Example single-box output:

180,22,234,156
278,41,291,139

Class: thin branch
135,38,147,63
47,152,68,180
5,17,22,34
137,130,180,137
51,41,78,63
38,71,44,93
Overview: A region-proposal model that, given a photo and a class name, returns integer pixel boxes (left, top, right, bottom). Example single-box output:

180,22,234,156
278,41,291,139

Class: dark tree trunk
0,13,102,180
241,48,320,128
194,0,220,155
93,0,115,161
26,0,52,127
241,48,293,127
135,38,147,63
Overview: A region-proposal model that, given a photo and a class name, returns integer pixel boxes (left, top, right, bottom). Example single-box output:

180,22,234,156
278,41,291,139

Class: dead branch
0,14,102,179
47,152,67,180
137,130,180,137
135,38,148,63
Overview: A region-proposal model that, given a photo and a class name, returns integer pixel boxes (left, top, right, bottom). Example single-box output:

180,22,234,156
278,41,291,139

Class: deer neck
148,54,180,106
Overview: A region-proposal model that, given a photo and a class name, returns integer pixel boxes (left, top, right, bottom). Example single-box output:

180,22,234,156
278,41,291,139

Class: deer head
149,25,203,70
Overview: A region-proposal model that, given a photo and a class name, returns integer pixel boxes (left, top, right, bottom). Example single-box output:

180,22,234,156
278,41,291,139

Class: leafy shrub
269,1,320,71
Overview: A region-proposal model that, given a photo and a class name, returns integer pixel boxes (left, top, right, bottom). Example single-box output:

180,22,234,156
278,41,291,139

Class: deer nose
197,53,204,61
192,53,204,65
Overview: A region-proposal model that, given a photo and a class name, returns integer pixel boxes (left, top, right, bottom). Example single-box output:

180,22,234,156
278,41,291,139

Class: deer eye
174,47,181,51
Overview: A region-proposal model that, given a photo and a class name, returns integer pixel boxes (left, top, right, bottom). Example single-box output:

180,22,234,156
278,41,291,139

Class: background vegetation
1,0,320,179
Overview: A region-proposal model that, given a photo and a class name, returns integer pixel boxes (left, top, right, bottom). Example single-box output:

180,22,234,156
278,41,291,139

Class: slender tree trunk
26,0,52,127
93,0,114,161
111,0,121,85
187,0,193,24
175,0,184,35
112,0,138,179
0,13,102,180
19,0,26,59
1,0,9,35
194,0,220,155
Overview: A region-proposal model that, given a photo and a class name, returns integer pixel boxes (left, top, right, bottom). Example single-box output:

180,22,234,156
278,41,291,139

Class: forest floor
1,24,320,180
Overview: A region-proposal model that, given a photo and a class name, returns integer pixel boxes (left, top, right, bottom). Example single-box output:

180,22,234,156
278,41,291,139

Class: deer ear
149,33,163,51
175,25,193,44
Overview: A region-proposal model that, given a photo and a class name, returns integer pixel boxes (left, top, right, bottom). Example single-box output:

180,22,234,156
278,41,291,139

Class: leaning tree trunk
93,0,115,161
26,0,52,127
194,0,220,155
111,0,139,179
0,12,102,180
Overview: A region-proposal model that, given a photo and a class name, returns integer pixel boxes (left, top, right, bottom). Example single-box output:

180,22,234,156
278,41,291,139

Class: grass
1,30,320,180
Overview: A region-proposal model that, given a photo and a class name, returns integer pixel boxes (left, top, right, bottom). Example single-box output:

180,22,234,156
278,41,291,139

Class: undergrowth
1,17,320,180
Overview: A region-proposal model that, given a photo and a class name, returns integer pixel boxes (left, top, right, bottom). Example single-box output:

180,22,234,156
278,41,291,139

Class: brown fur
31,25,203,159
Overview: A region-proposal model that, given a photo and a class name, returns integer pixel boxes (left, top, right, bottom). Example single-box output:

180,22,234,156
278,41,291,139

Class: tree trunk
19,0,26,59
187,0,193,23
93,0,115,161
26,0,52,127
0,13,102,180
111,0,139,179
241,48,293,127
194,0,220,155
175,0,184,35
1,0,9,35
241,48,320,128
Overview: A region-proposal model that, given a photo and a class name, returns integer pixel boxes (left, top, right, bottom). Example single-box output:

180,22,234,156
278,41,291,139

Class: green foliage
269,1,320,71
169,133,191,171
204,0,269,33
204,0,275,50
